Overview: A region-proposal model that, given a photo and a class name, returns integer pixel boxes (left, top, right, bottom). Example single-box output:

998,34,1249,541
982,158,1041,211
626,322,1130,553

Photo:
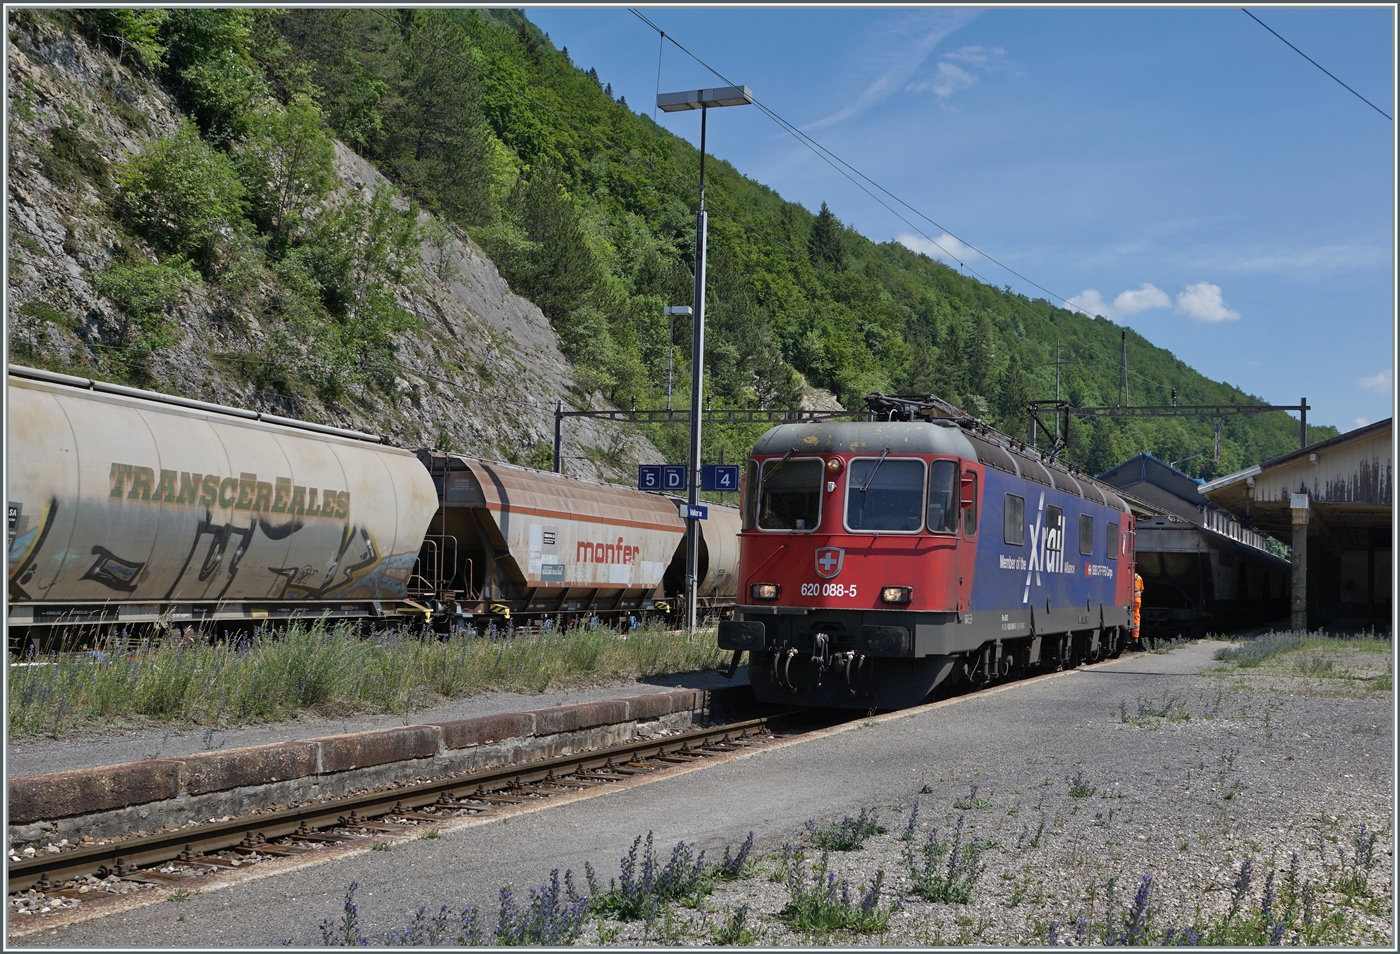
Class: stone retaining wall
9,688,741,843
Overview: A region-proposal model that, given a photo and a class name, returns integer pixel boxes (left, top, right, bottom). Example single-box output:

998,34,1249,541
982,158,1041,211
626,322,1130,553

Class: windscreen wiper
760,448,798,488
859,448,889,494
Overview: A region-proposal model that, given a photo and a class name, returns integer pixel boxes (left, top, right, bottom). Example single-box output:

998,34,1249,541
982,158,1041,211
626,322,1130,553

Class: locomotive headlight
826,457,844,473
879,586,912,605
750,583,781,601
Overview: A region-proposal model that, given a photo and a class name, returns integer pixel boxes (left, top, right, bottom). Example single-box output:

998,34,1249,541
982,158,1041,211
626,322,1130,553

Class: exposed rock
5,12,658,483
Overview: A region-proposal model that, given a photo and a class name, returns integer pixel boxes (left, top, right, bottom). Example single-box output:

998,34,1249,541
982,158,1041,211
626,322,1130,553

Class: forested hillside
7,8,1335,481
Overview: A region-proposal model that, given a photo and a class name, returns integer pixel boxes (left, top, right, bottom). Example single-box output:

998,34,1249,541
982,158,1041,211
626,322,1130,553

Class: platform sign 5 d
701,465,740,492
637,465,662,491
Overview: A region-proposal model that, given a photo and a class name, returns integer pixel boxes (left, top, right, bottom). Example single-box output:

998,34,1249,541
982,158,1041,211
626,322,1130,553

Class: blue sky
524,5,1395,433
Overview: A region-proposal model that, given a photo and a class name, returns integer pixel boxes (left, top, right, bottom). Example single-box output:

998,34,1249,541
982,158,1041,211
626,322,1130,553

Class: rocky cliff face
5,12,657,482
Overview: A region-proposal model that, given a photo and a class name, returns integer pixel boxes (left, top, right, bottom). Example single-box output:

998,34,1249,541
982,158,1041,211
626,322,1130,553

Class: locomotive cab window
962,471,978,537
1079,514,1094,555
1107,521,1119,557
757,457,823,531
742,459,759,530
1004,493,1025,545
926,459,959,534
846,457,925,532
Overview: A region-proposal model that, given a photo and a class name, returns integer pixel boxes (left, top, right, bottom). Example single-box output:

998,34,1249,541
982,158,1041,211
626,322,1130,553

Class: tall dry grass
7,620,726,737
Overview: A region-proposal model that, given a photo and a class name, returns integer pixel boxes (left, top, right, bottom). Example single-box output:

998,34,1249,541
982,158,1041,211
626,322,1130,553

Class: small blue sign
686,505,709,520
702,464,740,492
662,465,688,491
540,563,566,582
637,464,662,491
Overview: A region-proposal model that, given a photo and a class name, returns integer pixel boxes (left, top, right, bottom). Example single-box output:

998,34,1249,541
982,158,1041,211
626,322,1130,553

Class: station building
1198,419,1393,632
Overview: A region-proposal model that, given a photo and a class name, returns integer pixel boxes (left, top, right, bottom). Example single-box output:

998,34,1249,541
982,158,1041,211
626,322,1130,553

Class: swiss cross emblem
815,547,844,579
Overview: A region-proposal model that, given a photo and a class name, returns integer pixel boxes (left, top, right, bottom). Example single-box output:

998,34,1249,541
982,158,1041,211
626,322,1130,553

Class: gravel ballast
13,636,1393,948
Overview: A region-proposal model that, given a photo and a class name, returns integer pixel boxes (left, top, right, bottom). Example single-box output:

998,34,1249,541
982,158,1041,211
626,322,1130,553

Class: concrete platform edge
8,687,743,839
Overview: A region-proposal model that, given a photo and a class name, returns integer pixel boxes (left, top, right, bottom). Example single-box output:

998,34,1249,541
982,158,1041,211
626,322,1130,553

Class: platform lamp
662,305,691,411
657,85,753,639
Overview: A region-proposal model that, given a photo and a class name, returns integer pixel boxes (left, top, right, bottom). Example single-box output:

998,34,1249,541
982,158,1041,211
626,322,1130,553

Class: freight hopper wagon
719,395,1137,710
6,366,438,647
412,451,740,628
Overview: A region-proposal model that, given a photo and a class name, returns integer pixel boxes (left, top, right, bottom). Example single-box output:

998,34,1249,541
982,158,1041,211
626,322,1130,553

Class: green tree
382,10,495,226
93,8,168,72
179,47,270,145
998,348,1031,436
807,201,847,272
232,96,337,255
940,312,967,401
114,119,250,275
493,165,600,323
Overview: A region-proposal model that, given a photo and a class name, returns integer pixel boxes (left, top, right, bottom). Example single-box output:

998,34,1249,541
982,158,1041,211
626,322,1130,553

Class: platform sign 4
637,464,662,491
701,464,739,492
662,464,688,491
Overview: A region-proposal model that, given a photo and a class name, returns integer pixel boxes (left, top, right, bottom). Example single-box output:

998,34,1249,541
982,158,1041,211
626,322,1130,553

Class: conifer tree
807,201,847,272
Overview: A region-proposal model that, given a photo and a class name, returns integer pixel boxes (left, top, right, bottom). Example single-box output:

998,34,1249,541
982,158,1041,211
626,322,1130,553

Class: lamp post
657,85,753,638
662,305,691,411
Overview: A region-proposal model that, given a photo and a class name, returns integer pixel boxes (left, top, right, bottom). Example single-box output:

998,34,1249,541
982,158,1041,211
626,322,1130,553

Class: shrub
113,120,250,274
40,125,110,189
179,47,270,145
232,96,337,254
91,256,198,363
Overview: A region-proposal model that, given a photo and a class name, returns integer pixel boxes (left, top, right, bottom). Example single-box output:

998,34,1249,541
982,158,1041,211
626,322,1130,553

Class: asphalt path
15,642,1239,948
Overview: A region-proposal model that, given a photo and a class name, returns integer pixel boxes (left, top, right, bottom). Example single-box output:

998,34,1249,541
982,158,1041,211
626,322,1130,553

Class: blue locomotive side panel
969,468,1125,619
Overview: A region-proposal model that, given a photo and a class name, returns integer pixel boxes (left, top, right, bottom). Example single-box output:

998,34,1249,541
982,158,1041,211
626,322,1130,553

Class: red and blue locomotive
719,395,1137,709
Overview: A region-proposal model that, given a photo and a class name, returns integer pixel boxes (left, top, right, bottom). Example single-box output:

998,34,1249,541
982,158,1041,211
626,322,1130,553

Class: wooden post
1290,493,1309,633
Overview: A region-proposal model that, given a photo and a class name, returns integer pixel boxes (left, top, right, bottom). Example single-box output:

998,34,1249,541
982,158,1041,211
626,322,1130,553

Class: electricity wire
628,8,1177,399
1242,8,1391,121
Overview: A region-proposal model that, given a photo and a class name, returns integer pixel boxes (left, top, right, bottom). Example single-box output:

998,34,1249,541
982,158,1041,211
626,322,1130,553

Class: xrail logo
1022,494,1070,603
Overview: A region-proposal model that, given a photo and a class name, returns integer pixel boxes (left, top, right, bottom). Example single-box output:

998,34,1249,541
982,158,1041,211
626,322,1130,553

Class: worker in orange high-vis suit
1132,572,1145,639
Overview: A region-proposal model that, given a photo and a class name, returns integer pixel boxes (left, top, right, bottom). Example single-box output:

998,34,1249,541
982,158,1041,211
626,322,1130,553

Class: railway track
7,712,803,902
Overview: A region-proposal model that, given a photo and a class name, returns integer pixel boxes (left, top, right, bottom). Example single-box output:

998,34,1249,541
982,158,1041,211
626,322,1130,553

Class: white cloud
1354,417,1371,428
896,231,981,266
1066,289,1113,320
941,45,1006,67
1175,282,1240,322
804,10,977,130
1065,283,1170,322
1358,369,1392,394
907,62,976,99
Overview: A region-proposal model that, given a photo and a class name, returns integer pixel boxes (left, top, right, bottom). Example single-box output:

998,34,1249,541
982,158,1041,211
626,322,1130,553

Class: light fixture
879,586,912,605
750,583,780,601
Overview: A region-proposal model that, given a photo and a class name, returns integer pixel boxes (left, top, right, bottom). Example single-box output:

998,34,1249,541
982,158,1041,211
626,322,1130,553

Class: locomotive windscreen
846,458,924,531
757,458,823,530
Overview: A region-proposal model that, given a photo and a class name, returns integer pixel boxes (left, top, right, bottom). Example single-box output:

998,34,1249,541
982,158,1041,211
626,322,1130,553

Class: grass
777,846,896,936
8,618,727,738
1213,630,1392,670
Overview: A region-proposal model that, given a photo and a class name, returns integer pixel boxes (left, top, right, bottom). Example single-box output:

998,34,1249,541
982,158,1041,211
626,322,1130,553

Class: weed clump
585,832,709,922
804,807,887,852
778,845,896,935
902,814,987,904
